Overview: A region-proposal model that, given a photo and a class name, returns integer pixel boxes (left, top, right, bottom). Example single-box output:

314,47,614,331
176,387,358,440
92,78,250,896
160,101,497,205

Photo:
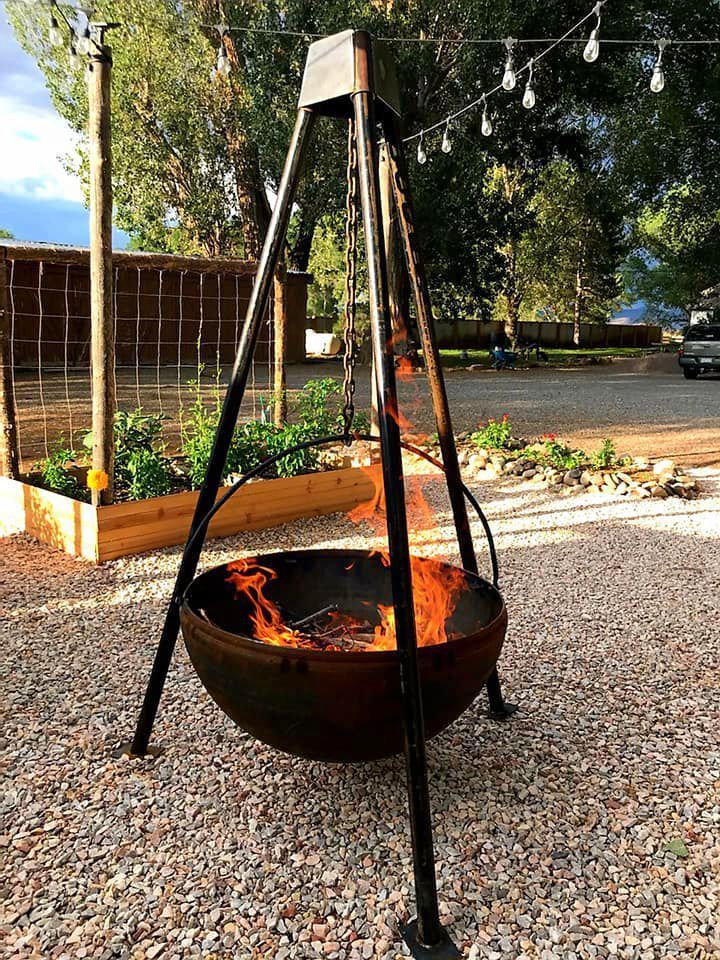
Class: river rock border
457,448,699,500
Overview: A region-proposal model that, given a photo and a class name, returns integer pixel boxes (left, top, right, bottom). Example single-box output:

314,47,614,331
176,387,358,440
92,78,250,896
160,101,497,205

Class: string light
481,95,493,137
651,38,670,93
583,2,604,63
502,37,517,90
214,25,232,77
441,119,452,153
417,133,427,164
523,59,536,109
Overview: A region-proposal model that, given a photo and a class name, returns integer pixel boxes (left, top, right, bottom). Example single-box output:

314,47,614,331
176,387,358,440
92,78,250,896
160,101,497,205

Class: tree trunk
273,259,288,425
505,294,519,346
573,266,583,347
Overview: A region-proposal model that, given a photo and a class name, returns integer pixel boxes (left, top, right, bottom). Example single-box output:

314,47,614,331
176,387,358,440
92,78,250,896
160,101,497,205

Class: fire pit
181,548,507,763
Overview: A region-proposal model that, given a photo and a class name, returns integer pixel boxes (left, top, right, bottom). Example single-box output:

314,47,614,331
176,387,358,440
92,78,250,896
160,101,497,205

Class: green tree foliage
0,229,15,239
7,0,720,320
622,181,720,319
520,160,626,337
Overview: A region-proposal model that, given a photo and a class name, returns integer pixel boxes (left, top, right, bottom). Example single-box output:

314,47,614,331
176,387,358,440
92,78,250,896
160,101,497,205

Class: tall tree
519,160,626,342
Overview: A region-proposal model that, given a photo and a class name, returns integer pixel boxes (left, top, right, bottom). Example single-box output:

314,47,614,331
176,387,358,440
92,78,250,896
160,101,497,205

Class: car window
686,325,720,341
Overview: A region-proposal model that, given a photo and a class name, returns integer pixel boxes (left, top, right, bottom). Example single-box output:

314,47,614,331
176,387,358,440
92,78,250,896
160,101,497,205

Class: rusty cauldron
180,548,507,763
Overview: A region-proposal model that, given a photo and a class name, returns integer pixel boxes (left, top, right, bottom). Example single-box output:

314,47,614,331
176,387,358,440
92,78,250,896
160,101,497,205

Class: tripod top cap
298,30,401,119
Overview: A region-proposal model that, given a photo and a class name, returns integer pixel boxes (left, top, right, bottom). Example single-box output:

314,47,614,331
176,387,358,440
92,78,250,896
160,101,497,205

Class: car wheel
683,368,699,379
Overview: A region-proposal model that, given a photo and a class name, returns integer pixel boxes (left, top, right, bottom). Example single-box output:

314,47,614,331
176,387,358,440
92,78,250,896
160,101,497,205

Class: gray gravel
1,468,719,959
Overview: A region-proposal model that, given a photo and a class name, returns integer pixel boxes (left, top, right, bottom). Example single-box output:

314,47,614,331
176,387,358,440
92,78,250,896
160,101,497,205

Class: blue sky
0,12,128,247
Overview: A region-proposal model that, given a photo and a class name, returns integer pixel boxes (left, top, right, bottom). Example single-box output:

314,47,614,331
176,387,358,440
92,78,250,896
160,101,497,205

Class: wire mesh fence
2,245,310,470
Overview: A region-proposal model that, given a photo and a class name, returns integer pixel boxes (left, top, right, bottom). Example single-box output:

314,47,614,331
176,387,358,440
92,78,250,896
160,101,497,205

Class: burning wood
226,555,466,653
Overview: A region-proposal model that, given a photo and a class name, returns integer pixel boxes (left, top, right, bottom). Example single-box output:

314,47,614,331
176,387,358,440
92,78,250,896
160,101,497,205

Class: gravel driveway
2,470,718,959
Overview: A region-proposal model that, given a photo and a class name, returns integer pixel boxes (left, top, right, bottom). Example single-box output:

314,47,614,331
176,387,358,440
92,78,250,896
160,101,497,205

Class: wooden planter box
0,467,375,563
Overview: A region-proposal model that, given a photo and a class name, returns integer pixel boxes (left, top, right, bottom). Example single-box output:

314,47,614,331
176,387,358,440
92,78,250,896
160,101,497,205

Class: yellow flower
87,469,109,492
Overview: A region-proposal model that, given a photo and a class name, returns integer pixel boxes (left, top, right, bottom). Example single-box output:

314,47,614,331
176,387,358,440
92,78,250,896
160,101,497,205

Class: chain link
341,117,359,442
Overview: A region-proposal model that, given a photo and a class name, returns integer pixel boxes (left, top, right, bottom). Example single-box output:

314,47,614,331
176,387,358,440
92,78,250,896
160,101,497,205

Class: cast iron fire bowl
181,549,507,763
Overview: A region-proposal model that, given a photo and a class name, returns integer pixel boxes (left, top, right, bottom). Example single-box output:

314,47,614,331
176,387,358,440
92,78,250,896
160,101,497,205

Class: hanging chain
341,117,359,442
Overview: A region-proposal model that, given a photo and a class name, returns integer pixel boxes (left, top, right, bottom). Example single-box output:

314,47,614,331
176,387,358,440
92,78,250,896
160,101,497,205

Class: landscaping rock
651,485,669,499
563,472,580,486
580,470,593,487
653,458,675,476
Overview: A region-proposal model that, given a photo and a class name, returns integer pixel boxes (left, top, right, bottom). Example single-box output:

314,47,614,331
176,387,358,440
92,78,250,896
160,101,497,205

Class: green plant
295,377,343,434
591,438,618,469
125,447,172,500
533,435,587,471
86,409,172,501
471,414,513,450
35,443,81,498
269,422,320,478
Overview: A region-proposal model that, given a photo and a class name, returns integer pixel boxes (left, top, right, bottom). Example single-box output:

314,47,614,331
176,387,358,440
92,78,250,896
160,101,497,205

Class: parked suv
679,324,720,379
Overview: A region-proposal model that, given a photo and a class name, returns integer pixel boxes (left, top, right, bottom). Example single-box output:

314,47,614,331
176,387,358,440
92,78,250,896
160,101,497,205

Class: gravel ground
1,469,719,959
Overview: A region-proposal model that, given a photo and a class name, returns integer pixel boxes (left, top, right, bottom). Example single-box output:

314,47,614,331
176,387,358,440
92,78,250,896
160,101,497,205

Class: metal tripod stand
127,30,516,959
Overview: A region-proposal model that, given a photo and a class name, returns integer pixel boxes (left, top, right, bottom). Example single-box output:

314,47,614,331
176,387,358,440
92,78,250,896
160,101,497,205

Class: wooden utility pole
88,29,116,505
272,261,288,425
0,248,20,478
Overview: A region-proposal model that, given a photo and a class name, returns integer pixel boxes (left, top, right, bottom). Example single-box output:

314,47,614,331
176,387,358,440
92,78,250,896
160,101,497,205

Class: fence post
273,262,288,424
0,248,20,478
88,34,116,505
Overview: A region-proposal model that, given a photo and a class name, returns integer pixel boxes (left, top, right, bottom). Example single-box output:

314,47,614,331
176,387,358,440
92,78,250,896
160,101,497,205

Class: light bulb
650,64,665,93
441,123,452,154
502,57,516,91
523,83,536,109
481,107,493,137
217,49,231,76
583,28,600,63
417,137,427,164
76,29,91,55
49,16,64,47
651,40,669,93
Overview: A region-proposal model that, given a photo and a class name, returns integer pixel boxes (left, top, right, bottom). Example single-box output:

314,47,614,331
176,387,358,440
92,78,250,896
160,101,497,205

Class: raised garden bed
0,466,375,563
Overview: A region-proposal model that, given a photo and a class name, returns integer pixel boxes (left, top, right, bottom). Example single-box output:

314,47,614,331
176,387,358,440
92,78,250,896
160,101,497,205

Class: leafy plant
472,414,513,450
35,443,81,498
527,435,587,471
268,422,319,478
295,377,343,435
591,438,618,469
85,410,172,501
124,447,172,501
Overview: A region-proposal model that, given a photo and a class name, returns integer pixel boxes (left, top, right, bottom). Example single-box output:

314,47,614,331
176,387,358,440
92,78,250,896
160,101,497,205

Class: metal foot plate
401,919,461,959
112,741,163,760
487,701,519,722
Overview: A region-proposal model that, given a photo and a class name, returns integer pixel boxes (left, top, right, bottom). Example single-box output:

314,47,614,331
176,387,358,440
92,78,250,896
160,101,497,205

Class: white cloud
0,14,83,205
0,93,83,203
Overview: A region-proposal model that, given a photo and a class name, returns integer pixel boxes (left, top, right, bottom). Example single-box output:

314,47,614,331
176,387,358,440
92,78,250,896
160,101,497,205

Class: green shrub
181,376,366,488
35,443,81,498
472,414,513,450
296,377,342,434
85,410,172,501
591,438,619,469
523,435,586,471
269,422,320,478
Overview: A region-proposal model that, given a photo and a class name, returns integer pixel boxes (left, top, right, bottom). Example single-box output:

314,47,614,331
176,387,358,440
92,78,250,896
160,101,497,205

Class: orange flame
226,559,299,647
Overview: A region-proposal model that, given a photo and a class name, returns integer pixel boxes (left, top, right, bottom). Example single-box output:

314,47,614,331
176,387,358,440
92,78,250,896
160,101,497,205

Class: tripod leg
124,108,315,758
383,117,517,723
353,91,459,960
